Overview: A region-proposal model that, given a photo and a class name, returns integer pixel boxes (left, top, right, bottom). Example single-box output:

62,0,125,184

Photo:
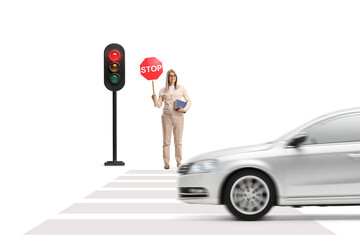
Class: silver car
177,108,360,220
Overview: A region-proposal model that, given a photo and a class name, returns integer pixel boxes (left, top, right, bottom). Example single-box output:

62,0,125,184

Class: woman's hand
177,106,185,113
152,94,157,105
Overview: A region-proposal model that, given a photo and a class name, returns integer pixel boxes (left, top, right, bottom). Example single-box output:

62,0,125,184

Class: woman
152,69,191,169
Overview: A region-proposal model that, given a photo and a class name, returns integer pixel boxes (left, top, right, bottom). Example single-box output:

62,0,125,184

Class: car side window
302,114,360,145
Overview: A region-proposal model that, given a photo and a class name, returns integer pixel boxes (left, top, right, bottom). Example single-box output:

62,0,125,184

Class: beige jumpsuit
156,84,191,165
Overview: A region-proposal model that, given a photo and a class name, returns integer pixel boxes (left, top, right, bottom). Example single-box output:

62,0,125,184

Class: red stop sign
140,57,163,80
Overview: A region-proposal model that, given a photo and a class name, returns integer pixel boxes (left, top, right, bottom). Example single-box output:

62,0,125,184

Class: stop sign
140,57,163,80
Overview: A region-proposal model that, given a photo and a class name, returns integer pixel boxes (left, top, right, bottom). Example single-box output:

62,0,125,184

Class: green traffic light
110,74,120,84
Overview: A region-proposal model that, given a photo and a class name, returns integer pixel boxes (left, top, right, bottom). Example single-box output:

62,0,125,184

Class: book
174,99,187,111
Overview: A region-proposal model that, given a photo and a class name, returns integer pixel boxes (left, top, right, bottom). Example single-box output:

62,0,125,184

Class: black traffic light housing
104,43,125,91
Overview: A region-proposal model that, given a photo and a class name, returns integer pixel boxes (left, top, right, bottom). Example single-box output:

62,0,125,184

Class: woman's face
168,72,177,85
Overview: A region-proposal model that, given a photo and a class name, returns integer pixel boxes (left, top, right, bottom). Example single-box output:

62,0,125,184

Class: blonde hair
165,69,179,91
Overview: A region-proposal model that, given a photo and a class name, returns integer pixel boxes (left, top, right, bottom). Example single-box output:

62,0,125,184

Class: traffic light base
104,161,125,166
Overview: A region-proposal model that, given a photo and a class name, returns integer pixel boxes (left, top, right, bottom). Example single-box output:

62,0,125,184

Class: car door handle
347,153,360,159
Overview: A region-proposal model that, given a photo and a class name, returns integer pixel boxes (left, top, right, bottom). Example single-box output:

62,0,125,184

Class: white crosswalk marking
25,170,334,235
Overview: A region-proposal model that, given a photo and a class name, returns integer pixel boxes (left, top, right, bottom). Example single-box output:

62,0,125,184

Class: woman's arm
152,90,163,108
182,87,191,112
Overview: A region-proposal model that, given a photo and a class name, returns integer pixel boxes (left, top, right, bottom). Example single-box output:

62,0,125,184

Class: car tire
224,170,275,221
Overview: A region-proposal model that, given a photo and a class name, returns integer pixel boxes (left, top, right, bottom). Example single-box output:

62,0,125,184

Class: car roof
322,107,360,118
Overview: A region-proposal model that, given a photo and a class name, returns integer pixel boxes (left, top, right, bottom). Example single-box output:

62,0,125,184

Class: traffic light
104,43,125,91
104,43,126,166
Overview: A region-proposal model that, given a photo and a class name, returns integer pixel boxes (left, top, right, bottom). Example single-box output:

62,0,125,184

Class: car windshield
273,115,326,142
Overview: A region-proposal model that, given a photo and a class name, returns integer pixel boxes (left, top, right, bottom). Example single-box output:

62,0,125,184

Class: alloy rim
230,175,270,215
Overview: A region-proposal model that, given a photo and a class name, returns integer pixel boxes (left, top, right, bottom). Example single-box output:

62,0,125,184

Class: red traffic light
109,50,120,62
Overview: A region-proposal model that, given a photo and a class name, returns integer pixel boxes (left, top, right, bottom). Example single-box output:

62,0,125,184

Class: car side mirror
288,132,308,148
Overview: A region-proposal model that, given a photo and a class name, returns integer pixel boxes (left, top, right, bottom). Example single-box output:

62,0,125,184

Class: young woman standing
152,69,191,169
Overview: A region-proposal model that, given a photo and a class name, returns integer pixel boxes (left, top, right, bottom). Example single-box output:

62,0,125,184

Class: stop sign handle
152,81,156,107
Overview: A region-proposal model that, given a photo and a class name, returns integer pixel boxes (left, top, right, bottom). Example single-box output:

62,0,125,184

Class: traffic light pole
104,91,125,166
113,91,117,161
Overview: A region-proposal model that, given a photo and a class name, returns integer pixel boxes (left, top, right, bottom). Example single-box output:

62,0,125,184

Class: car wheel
224,170,275,221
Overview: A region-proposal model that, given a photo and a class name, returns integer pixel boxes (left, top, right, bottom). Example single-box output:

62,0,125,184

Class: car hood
187,142,274,163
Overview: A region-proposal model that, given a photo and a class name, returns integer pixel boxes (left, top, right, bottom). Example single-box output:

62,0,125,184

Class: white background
1,0,360,239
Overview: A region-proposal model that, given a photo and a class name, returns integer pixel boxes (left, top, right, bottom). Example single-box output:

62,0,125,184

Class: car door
281,113,360,202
